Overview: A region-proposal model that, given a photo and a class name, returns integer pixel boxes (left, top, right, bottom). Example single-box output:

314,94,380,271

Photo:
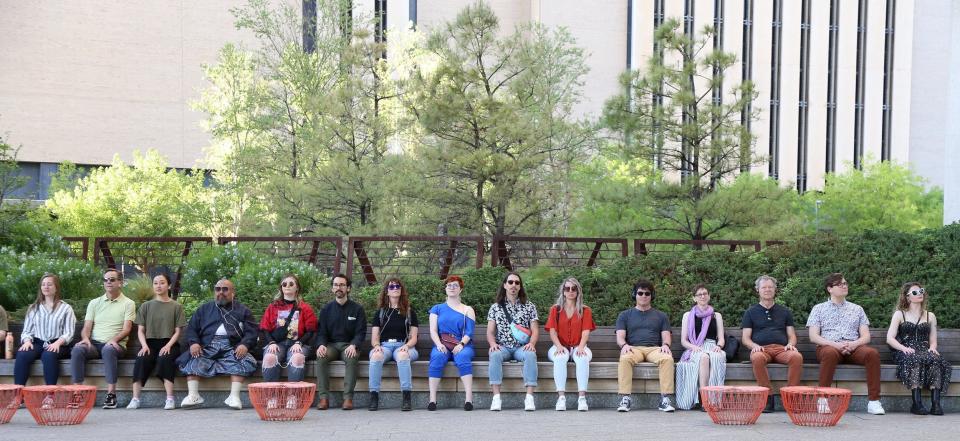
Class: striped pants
675,340,726,410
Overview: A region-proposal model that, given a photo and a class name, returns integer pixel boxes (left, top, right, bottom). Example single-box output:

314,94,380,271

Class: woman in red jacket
259,274,318,394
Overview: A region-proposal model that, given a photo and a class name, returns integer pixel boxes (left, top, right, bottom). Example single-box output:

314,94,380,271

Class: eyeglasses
908,288,926,297
694,292,710,297
636,290,652,297
831,281,849,288
281,282,296,288
563,285,578,292
388,283,402,290
446,283,461,289
506,280,522,286
214,286,230,292
103,277,119,283
332,283,348,287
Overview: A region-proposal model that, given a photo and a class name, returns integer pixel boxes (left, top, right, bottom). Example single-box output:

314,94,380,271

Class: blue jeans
261,341,310,382
488,346,538,387
14,341,69,385
368,342,419,392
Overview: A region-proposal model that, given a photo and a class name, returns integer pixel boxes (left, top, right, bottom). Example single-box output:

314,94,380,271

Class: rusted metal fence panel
633,239,762,255
346,236,484,285
490,236,629,272
93,237,214,298
217,237,342,276
60,237,89,260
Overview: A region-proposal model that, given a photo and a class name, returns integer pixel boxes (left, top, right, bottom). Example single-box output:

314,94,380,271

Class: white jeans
547,345,592,392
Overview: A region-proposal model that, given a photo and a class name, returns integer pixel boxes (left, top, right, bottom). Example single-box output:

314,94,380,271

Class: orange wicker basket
22,385,97,426
248,382,316,421
699,386,769,425
0,384,23,424
780,386,852,427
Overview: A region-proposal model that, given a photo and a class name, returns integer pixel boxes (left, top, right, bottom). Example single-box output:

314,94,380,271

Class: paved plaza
1,407,955,440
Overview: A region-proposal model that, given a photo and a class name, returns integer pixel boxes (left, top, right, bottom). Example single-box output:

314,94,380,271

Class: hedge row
3,225,960,329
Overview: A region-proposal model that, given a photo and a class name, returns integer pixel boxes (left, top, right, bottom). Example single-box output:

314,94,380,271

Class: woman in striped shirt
14,273,78,385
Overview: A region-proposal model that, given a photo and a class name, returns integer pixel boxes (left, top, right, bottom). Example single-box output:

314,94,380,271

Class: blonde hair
554,277,585,317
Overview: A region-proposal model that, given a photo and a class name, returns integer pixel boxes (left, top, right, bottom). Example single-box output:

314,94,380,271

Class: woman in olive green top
127,273,187,409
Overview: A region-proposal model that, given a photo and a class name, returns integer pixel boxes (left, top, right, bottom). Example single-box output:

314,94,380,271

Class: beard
215,296,231,307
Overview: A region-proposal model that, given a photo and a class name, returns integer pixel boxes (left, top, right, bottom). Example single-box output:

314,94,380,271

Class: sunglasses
103,277,119,283
506,280,522,286
388,283,402,290
214,286,230,292
281,282,297,288
636,290,652,297
563,285,578,292
908,288,925,297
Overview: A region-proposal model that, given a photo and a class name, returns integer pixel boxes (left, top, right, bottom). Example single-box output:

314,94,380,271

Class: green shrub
0,248,101,321
179,244,328,318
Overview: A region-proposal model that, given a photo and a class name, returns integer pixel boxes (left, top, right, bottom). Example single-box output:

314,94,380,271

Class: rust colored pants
750,344,804,391
816,344,881,400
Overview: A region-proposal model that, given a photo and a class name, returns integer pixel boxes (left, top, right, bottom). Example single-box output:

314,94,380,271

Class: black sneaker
102,393,118,409
427,402,437,411
463,401,473,411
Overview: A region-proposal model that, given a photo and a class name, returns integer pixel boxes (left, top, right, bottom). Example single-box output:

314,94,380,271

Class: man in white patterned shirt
806,272,884,415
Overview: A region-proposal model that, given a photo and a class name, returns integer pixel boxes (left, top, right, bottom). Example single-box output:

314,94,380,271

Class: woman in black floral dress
885,282,951,415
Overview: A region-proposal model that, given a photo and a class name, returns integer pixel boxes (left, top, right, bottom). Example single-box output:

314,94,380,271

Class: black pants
132,338,182,385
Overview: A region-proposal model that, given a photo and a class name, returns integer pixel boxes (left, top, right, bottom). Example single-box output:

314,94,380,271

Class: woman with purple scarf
674,284,727,410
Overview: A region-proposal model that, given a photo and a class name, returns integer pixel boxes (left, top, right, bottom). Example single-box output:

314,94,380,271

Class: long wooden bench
3,324,959,409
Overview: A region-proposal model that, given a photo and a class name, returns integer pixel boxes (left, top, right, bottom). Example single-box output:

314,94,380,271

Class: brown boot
342,398,354,410
317,398,329,410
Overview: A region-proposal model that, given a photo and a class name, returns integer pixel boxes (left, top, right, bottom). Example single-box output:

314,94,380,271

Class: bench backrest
7,323,959,364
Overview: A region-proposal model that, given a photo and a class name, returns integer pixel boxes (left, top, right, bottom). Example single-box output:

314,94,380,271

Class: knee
786,352,804,366
395,351,410,361
370,352,385,362
749,351,766,364
489,350,504,363
863,347,880,362
700,353,710,364
262,353,278,368
70,345,84,356
290,353,305,368
818,347,841,362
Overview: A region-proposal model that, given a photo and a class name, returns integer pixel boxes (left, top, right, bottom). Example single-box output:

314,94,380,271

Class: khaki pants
618,346,675,395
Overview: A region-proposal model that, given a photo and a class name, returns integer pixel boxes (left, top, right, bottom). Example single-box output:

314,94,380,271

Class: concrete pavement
1,405,956,440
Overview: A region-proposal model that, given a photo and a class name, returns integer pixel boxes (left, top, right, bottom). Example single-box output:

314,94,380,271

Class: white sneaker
817,397,832,414
617,395,631,412
180,394,204,408
126,398,140,409
524,394,535,411
555,395,566,411
658,396,675,412
164,398,176,410
577,396,588,411
286,395,299,409
867,400,885,415
489,394,501,411
224,395,242,410
266,397,279,409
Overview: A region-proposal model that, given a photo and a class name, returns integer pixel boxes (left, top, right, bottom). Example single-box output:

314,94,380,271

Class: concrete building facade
1,0,956,222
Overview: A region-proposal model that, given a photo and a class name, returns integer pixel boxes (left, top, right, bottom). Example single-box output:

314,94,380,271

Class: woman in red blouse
545,277,596,411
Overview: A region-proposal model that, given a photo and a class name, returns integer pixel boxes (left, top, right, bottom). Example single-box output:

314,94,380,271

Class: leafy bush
0,249,101,320
179,244,329,318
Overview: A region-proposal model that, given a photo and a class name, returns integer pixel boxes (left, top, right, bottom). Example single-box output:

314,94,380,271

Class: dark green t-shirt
615,307,670,347
134,299,186,339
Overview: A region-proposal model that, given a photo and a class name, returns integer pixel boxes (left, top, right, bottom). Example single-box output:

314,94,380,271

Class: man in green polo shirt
70,268,136,409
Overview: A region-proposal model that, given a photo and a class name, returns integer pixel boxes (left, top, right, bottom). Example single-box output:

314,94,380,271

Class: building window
825,0,839,173
854,0,868,169
881,0,896,161
769,0,783,180
740,0,754,172
797,0,811,192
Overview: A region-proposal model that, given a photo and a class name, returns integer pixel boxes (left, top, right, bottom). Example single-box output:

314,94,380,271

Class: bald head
214,278,235,306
